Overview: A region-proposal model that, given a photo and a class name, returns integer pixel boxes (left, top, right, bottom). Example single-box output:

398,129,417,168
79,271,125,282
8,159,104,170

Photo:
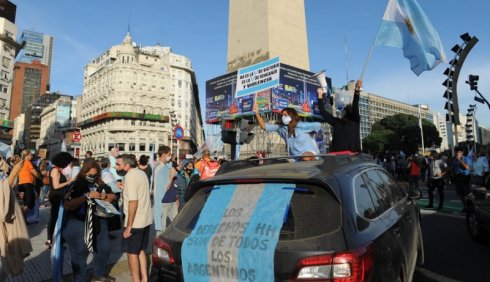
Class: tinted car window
354,175,377,219
363,170,392,215
172,183,341,240
376,169,406,202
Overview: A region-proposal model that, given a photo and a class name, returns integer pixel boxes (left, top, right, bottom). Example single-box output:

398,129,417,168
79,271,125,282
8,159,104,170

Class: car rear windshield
173,183,341,240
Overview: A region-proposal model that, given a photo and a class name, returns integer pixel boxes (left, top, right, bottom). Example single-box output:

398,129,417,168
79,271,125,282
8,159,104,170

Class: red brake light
152,237,175,265
291,243,373,281
327,151,357,156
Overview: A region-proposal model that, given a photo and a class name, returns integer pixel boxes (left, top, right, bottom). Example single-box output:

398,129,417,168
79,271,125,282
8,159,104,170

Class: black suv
150,153,424,281
466,182,490,242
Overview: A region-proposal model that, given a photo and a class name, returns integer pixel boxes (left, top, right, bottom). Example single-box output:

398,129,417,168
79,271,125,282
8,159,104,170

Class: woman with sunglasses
63,160,117,282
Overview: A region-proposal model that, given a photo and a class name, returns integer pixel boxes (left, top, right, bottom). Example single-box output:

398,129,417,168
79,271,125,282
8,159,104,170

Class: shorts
121,225,150,255
17,183,36,209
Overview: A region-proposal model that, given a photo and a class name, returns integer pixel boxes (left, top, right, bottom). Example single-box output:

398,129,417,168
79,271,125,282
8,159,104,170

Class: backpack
200,160,220,180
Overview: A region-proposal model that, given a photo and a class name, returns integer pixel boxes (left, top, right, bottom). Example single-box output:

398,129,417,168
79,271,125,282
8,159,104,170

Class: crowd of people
0,144,223,281
0,77,488,281
373,147,489,212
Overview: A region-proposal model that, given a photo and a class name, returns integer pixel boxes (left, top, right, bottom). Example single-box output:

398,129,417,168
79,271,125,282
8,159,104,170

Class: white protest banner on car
181,183,294,282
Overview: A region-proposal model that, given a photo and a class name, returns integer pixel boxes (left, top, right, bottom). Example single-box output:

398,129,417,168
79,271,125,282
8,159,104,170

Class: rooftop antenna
128,13,131,33
344,36,349,85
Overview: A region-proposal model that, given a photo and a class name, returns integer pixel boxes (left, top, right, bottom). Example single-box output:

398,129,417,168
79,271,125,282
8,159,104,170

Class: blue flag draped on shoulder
374,0,446,75
51,201,65,282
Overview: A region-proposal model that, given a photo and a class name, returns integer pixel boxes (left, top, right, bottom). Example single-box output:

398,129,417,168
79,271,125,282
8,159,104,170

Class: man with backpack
194,149,220,180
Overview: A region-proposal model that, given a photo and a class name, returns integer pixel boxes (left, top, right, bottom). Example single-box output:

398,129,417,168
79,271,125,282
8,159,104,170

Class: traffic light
221,130,237,144
468,75,479,90
238,119,255,144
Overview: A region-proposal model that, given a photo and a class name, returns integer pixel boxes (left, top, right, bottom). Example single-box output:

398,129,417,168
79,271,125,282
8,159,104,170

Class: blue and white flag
51,201,65,282
181,183,294,282
374,0,446,75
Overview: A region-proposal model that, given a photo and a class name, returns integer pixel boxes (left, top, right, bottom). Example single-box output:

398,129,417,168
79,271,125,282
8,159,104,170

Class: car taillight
291,243,373,281
152,237,175,265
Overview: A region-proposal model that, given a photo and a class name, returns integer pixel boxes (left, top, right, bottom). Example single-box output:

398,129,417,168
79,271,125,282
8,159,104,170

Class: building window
2,57,11,68
149,144,155,152
116,143,125,151
139,143,146,151
129,143,136,151
108,143,115,151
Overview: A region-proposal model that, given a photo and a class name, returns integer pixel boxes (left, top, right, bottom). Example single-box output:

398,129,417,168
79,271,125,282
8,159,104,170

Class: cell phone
117,179,122,183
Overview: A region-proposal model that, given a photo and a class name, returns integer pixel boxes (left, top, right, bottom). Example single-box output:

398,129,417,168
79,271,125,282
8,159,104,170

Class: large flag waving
374,0,446,75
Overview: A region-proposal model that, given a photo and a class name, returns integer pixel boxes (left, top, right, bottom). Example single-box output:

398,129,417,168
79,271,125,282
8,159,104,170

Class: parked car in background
151,153,424,281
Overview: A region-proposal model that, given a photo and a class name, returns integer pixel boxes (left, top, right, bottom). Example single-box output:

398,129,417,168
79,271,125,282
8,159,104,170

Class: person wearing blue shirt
452,146,470,212
470,150,489,187
254,104,321,158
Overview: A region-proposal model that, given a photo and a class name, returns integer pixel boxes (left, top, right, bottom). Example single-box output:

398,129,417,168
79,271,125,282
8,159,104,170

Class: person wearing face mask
154,145,177,232
115,154,152,282
173,159,200,210
46,152,75,249
317,80,362,153
254,104,321,158
63,160,116,282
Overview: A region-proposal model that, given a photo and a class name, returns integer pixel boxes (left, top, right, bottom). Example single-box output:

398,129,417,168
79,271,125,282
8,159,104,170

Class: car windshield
173,182,341,240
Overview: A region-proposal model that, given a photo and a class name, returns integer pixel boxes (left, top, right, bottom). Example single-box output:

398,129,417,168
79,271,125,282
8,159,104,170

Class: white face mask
282,115,292,125
166,156,171,162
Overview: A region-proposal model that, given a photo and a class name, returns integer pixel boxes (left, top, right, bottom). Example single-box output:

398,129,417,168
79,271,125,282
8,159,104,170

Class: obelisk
227,0,310,72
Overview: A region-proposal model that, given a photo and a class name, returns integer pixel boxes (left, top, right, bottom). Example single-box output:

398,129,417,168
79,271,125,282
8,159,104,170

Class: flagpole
418,102,425,155
359,41,377,81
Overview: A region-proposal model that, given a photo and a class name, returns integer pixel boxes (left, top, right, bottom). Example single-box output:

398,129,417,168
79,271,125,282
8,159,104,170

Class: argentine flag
375,0,446,75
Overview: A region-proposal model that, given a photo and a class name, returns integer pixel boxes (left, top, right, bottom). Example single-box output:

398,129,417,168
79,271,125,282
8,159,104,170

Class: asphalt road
413,184,490,282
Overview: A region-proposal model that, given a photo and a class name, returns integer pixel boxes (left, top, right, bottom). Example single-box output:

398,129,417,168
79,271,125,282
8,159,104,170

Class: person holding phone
17,150,42,216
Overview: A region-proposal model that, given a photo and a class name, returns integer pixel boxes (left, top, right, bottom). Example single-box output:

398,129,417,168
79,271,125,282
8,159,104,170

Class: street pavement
5,180,466,282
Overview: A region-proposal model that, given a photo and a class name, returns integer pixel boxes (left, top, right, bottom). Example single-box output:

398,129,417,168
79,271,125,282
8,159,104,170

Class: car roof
202,153,375,184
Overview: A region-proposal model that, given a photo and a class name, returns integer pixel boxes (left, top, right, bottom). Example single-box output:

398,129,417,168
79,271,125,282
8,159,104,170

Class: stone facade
227,0,309,72
80,33,203,159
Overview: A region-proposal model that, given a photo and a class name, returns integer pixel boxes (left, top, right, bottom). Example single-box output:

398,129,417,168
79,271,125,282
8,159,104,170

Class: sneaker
45,240,52,250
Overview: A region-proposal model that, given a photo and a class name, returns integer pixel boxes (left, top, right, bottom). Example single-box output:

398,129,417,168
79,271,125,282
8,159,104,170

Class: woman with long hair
63,160,116,282
254,105,321,157
46,152,75,248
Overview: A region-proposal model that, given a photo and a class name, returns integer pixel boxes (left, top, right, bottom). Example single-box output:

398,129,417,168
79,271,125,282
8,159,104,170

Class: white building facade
37,95,76,157
0,17,21,120
79,33,204,159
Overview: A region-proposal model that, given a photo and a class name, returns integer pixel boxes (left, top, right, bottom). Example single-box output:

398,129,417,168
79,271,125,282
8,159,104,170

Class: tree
364,113,442,155
363,129,398,153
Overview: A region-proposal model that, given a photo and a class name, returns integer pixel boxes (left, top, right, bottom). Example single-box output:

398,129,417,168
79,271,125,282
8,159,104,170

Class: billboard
205,59,331,123
55,104,71,128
